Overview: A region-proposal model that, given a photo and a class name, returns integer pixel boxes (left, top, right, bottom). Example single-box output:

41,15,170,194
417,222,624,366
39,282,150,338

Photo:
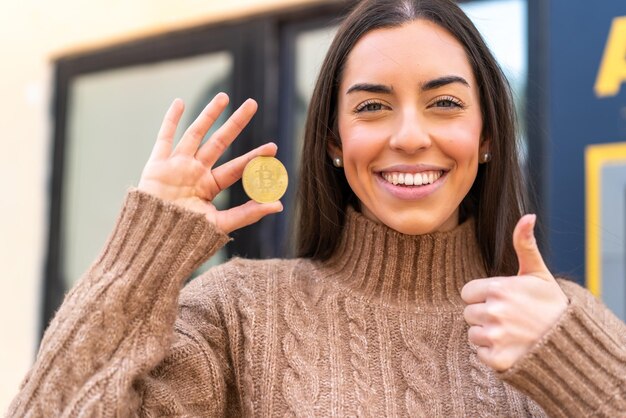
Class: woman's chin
362,208,460,236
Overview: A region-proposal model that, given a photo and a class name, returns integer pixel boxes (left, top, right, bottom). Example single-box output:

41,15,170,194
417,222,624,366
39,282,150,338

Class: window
62,52,234,290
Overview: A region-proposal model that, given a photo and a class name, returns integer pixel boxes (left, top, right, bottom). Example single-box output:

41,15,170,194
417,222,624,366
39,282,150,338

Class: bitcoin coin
242,156,288,203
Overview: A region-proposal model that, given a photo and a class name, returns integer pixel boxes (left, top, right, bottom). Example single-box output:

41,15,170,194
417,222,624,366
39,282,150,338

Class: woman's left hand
461,214,569,371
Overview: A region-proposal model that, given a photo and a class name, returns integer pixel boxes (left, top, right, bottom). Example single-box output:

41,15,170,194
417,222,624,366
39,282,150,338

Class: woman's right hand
138,92,283,234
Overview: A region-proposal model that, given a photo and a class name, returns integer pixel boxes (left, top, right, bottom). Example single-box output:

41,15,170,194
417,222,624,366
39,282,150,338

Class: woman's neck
319,207,487,309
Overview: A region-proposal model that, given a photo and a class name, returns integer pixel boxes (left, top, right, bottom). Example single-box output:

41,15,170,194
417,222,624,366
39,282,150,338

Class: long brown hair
296,0,529,276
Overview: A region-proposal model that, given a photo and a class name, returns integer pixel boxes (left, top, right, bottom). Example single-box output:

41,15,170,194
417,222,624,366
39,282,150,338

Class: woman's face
335,19,487,235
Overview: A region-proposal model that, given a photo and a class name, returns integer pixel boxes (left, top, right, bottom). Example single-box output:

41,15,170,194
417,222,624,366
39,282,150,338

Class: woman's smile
375,166,448,200
380,170,444,187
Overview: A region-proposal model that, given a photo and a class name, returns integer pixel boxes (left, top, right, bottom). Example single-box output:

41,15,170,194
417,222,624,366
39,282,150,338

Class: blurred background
1,0,624,411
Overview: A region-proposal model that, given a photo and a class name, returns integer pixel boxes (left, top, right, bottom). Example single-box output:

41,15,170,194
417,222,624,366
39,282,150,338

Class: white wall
0,0,334,411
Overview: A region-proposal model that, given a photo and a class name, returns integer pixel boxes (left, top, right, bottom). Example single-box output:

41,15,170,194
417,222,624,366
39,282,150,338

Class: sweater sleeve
499,279,626,418
6,189,230,417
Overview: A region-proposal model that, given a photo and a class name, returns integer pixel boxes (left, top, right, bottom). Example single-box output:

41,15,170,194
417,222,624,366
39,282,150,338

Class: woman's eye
431,97,465,109
355,101,386,113
436,100,456,108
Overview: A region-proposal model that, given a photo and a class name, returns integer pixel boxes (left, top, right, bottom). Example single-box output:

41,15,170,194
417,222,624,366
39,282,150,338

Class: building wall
0,0,332,410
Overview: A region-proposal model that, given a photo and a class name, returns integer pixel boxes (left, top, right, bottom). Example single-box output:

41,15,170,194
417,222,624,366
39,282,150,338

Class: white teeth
381,170,443,186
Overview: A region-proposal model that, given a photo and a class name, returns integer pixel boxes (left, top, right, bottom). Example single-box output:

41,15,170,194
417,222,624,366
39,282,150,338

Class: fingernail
526,214,536,240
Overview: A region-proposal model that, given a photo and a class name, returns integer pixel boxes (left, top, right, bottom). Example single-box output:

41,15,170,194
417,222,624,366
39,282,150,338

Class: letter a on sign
595,16,626,98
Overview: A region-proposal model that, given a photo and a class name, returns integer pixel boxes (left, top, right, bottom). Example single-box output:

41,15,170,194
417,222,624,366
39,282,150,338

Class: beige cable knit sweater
7,190,626,417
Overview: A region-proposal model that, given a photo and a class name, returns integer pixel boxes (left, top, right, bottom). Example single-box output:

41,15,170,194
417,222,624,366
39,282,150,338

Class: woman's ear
479,139,492,164
327,140,344,167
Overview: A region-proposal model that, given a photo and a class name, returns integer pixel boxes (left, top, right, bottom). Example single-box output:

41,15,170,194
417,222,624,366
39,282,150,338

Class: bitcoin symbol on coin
242,156,288,203
255,163,274,192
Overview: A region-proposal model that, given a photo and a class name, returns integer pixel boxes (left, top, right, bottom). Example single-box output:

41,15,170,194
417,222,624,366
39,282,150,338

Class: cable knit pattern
281,270,321,418
344,297,374,417
469,344,501,417
234,264,257,417
400,315,441,417
7,196,626,417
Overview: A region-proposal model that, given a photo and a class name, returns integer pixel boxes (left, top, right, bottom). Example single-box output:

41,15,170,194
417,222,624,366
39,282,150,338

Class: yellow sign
595,16,626,98
585,142,626,297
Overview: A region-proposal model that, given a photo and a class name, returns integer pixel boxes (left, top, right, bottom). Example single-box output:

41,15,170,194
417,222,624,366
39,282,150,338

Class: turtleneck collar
317,207,487,309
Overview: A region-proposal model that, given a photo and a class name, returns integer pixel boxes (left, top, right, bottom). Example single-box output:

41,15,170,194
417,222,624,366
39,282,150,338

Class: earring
480,152,492,163
333,156,343,167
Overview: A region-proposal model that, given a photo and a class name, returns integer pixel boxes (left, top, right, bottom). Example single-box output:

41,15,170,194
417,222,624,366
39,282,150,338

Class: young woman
9,0,626,416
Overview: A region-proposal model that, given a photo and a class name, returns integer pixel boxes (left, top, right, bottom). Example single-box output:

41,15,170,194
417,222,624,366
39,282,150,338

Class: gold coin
242,156,288,203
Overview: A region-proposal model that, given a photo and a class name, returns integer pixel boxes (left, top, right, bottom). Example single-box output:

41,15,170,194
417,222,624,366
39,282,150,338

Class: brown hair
296,0,529,276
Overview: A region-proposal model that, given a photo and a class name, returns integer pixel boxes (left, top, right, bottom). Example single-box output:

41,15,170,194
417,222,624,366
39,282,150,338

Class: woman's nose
389,112,432,153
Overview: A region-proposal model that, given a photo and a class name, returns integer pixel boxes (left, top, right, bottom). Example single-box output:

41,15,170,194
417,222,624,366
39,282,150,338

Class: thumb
513,214,552,280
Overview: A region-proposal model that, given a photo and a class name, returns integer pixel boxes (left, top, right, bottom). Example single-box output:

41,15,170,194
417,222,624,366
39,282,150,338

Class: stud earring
333,157,343,167
480,152,492,163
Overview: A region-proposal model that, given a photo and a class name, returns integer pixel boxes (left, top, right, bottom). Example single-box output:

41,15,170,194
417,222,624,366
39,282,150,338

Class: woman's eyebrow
421,75,469,91
345,76,469,95
346,83,393,95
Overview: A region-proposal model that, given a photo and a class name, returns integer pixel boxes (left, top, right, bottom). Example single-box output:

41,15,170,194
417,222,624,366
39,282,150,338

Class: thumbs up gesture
461,215,569,371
